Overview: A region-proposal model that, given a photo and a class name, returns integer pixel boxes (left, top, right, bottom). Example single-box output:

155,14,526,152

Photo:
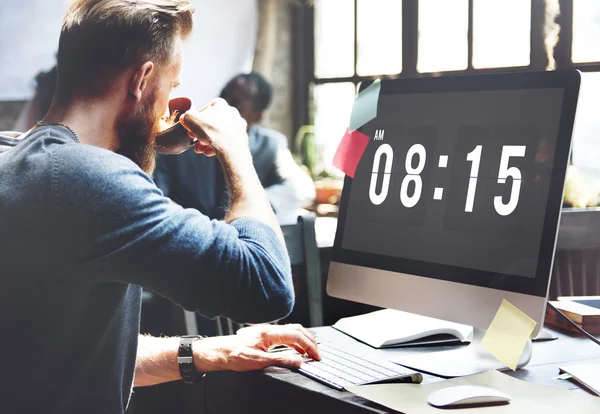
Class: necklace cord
36,121,80,142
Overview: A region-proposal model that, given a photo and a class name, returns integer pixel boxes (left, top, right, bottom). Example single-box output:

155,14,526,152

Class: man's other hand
193,324,321,373
179,97,249,158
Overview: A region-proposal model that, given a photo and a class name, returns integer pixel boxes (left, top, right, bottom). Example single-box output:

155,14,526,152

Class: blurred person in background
12,64,57,132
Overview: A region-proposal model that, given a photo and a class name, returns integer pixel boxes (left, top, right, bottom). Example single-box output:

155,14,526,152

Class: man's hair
56,0,194,101
245,72,272,112
33,65,58,120
221,72,273,113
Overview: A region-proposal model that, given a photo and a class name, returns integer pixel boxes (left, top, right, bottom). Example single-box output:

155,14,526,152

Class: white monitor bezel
327,70,580,335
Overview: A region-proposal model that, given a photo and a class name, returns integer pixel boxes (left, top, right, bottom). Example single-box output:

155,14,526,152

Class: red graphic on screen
333,128,370,178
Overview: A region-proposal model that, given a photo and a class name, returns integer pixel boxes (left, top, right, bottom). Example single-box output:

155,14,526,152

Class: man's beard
116,89,159,174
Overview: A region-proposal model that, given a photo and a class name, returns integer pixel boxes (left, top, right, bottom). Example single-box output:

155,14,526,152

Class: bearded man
0,1,318,413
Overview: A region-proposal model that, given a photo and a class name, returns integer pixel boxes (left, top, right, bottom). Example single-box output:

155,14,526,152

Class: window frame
292,0,600,159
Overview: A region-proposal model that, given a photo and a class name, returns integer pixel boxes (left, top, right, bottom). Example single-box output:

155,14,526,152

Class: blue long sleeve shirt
0,125,293,413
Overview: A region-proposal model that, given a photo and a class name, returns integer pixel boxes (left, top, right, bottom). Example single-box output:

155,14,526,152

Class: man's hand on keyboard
192,324,321,373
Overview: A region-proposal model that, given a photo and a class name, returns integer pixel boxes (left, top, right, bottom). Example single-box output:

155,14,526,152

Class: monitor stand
390,328,532,378
533,328,557,342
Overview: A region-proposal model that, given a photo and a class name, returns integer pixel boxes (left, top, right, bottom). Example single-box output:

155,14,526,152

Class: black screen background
341,88,565,279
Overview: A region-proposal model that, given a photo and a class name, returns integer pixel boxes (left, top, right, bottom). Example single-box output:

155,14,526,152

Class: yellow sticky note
480,299,537,371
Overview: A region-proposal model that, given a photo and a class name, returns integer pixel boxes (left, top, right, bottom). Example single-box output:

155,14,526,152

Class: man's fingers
177,97,249,161
260,350,303,369
248,325,321,361
272,331,320,361
279,324,319,358
294,332,321,361
193,141,216,157
286,323,318,345
180,111,208,136
180,101,237,139
203,148,217,157
194,147,215,156
229,348,303,372
285,343,313,357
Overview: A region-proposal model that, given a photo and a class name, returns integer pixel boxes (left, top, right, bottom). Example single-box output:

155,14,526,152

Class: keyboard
298,343,423,391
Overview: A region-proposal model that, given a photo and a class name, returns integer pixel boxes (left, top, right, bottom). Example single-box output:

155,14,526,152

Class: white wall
0,0,257,104
178,0,257,105
0,0,70,100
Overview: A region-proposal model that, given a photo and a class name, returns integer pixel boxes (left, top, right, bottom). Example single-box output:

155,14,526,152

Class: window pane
473,0,531,69
418,0,468,73
312,82,356,175
572,0,600,63
571,72,600,169
357,0,402,76
314,0,354,78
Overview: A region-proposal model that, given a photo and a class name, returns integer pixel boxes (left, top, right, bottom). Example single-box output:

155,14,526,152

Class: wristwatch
178,335,207,383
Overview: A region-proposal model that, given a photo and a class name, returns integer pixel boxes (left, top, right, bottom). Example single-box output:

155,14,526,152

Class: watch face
178,336,206,383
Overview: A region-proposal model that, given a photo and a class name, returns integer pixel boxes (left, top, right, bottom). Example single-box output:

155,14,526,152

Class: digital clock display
341,88,565,279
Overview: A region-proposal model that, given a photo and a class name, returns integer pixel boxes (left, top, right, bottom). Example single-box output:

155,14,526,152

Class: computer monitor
327,70,580,374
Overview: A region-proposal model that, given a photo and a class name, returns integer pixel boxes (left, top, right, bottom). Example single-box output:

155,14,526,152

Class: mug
155,97,197,155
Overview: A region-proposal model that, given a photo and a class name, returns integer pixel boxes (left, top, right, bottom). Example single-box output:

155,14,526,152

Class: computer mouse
428,385,511,408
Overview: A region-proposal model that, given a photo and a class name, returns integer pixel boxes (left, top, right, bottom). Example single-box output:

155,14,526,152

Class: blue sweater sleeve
49,144,294,323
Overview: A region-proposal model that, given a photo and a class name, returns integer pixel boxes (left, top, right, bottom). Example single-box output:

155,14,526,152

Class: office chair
281,212,324,327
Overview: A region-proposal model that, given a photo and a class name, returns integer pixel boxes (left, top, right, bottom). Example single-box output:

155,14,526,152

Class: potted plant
294,125,344,206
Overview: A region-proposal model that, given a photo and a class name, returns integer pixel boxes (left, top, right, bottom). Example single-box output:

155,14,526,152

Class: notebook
560,362,600,396
332,309,473,348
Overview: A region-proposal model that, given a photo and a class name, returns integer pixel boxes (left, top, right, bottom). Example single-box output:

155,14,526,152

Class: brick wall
253,0,293,144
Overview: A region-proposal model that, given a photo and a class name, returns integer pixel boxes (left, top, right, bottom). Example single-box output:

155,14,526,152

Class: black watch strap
178,335,206,384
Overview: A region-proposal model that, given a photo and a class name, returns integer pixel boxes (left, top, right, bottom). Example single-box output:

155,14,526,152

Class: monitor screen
334,72,580,298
